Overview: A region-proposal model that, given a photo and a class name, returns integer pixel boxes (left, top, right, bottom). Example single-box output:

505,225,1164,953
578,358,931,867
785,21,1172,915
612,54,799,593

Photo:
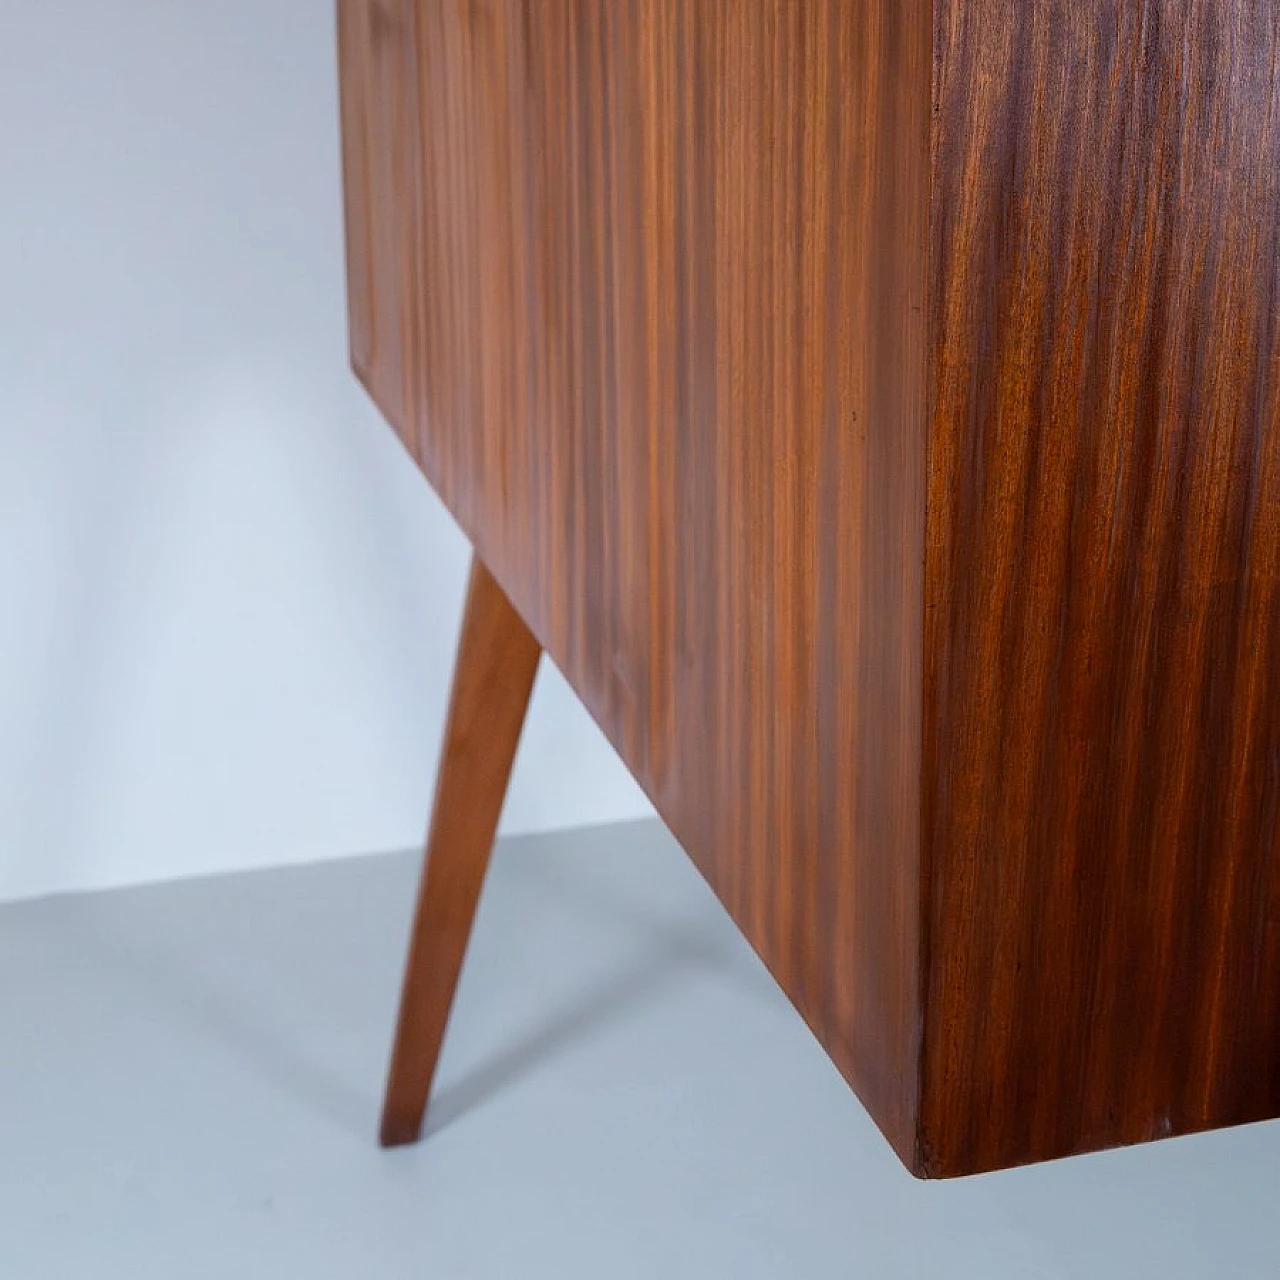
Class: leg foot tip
379,1113,425,1148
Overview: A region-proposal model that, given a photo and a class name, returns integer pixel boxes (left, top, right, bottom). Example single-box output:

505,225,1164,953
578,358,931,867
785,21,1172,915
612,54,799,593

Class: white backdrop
0,1,651,903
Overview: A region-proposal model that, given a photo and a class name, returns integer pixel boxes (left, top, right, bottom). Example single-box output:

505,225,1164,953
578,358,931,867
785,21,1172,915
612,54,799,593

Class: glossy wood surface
380,556,541,1147
340,0,1280,1175
921,0,1280,1175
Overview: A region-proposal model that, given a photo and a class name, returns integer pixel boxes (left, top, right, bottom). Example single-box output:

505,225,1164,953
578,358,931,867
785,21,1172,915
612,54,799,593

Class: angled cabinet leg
380,554,541,1147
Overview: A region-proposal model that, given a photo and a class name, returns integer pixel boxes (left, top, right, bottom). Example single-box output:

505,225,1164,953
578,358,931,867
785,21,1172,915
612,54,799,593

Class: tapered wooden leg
379,554,541,1147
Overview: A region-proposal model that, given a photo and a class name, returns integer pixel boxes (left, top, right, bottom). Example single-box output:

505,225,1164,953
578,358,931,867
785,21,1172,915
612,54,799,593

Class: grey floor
1,820,1276,1278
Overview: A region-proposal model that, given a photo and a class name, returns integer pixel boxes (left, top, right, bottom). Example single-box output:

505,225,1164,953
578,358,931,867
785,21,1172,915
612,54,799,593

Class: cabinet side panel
924,0,1280,1175
339,0,931,1163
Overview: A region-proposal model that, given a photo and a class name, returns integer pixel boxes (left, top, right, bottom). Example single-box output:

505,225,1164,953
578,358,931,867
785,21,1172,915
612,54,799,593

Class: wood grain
380,555,540,1148
923,0,1280,1175
340,0,1280,1175
339,0,932,1167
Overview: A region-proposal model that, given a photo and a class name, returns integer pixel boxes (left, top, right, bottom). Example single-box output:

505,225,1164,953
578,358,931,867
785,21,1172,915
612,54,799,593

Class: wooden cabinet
338,0,1280,1176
